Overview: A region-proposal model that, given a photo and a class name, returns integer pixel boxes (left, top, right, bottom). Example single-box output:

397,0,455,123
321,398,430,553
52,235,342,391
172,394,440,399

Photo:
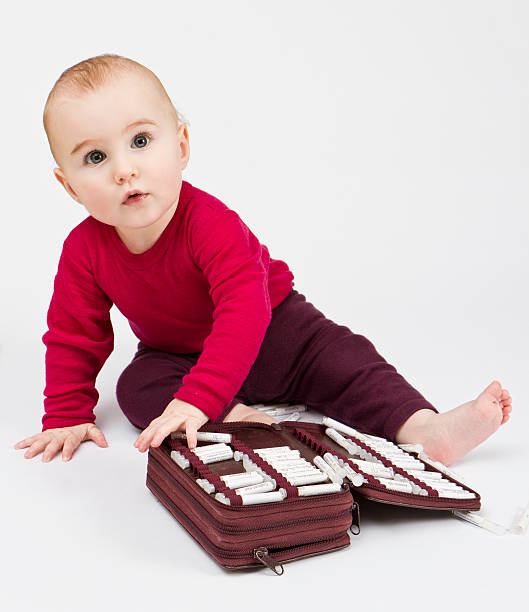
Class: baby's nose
114,164,138,184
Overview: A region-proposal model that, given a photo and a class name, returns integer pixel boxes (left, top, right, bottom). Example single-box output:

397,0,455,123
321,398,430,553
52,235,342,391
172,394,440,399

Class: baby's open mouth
123,192,148,204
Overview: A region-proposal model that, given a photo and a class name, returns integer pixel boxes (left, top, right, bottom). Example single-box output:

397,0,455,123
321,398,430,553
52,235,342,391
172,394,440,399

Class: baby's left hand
134,398,209,452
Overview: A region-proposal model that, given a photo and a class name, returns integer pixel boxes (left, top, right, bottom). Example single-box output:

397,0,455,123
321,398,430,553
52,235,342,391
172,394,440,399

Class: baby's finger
150,420,182,448
15,434,42,450
135,424,162,453
134,417,162,449
134,428,152,450
62,437,79,462
24,438,50,459
185,421,198,450
42,439,63,463
87,427,108,448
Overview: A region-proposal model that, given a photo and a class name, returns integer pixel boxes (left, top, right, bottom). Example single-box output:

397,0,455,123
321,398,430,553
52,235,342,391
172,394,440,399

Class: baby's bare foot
223,403,278,425
395,381,512,465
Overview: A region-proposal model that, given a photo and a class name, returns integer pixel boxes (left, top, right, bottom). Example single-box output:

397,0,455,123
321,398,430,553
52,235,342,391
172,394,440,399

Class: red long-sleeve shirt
42,180,294,430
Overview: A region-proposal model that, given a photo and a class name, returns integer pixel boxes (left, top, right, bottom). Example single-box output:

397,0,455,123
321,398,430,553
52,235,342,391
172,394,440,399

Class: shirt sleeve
173,208,272,420
41,233,114,431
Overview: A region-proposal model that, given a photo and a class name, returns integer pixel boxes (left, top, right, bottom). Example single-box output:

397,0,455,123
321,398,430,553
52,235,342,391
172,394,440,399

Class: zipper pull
253,547,284,575
342,481,361,535
350,501,361,535
271,422,282,431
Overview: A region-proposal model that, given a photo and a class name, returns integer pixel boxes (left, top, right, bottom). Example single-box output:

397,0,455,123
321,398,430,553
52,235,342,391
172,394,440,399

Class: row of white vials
170,433,235,472
213,447,344,506
321,417,477,499
253,403,307,422
169,441,289,505
169,435,363,505
213,445,365,505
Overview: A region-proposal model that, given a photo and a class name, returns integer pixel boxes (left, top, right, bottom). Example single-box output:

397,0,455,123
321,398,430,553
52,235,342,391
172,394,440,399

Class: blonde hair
43,53,189,163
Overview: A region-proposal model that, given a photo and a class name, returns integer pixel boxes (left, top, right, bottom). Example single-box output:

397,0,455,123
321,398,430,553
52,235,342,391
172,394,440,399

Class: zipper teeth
148,456,352,533
364,496,480,510
216,534,347,560
147,475,348,560
354,482,480,505
356,488,481,509
268,535,347,556
221,535,348,560
201,421,278,431
350,474,480,505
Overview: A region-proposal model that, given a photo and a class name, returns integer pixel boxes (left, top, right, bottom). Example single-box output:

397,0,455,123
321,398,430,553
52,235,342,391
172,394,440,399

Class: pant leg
116,343,244,430
239,289,437,441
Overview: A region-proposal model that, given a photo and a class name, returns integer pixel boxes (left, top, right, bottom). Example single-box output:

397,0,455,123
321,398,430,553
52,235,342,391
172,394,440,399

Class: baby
14,54,512,464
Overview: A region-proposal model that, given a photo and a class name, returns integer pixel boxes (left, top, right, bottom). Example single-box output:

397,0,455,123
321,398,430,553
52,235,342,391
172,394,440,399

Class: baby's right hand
14,423,108,462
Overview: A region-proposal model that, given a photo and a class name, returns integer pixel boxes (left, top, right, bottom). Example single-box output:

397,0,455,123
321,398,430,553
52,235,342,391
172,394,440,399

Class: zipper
254,547,284,575
350,501,361,535
147,473,350,571
251,536,351,574
202,420,282,432
341,480,361,535
349,473,479,509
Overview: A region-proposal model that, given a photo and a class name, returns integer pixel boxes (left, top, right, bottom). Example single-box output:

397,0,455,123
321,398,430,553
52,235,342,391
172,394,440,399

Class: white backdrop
2,2,528,610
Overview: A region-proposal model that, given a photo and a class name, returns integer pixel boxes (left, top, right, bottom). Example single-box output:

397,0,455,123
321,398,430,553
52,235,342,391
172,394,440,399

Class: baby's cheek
151,150,181,181
87,183,112,204
152,173,181,204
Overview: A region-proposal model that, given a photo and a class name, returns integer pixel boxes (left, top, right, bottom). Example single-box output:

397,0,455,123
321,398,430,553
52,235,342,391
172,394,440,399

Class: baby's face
50,71,189,241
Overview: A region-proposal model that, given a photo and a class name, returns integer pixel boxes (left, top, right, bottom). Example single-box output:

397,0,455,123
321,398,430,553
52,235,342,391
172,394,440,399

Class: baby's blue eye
83,132,151,165
133,133,150,148
86,150,106,165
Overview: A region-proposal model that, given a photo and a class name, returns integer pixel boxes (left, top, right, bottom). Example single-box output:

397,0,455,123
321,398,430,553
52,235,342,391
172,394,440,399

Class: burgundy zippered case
146,420,480,573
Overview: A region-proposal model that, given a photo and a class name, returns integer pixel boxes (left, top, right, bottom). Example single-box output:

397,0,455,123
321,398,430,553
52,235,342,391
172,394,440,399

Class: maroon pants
116,289,437,441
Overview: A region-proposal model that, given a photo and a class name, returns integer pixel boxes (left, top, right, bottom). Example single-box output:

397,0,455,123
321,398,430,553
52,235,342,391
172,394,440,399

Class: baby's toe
487,381,503,398
500,403,512,424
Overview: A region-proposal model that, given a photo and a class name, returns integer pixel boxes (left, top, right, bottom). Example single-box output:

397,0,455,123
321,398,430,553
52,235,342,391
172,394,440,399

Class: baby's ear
178,124,190,170
53,168,81,204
